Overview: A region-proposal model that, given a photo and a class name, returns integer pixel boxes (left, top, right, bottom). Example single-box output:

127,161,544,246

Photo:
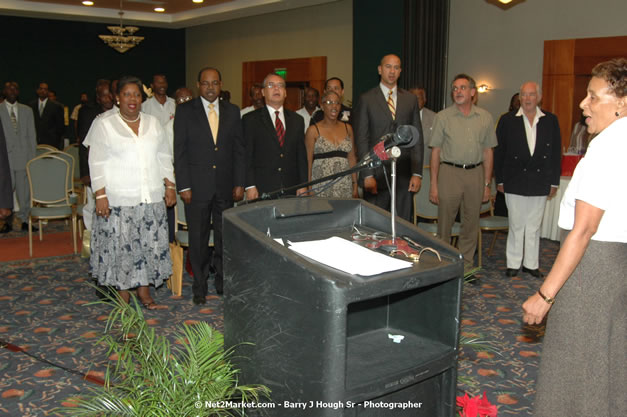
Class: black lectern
223,198,462,417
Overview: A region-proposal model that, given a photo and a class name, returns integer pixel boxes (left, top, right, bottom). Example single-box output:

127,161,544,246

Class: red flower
456,392,498,417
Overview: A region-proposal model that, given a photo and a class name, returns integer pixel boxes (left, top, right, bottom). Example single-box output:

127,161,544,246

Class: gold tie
208,103,219,144
387,90,396,120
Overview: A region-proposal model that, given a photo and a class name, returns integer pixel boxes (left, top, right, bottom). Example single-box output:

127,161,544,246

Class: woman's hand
522,293,552,325
95,196,110,219
165,188,176,207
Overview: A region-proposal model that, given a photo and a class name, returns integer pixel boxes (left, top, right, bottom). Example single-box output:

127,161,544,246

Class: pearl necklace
119,110,140,123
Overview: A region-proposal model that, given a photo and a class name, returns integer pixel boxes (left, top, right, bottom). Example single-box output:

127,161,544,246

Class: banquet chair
477,185,509,268
413,170,461,243
26,154,77,257
35,144,56,156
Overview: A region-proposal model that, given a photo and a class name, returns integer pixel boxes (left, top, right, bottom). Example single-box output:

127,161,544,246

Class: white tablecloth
540,176,571,241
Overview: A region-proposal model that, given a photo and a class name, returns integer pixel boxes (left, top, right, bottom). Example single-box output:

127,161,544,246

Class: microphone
358,125,420,165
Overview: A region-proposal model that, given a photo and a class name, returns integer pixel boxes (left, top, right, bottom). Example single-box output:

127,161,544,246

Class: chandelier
99,1,144,53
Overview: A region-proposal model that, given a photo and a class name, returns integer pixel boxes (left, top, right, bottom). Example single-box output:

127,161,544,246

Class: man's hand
482,186,491,203
296,187,308,197
548,186,558,198
364,177,377,195
232,186,244,202
80,176,91,186
179,190,192,204
408,176,422,193
496,184,504,193
0,208,11,219
246,187,259,201
522,293,552,325
429,184,439,205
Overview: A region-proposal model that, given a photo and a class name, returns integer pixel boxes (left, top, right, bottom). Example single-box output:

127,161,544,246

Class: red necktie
275,111,285,147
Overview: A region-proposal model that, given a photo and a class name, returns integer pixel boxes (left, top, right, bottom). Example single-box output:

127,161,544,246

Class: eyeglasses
323,100,340,105
452,85,471,92
199,80,220,87
176,96,193,104
265,82,286,89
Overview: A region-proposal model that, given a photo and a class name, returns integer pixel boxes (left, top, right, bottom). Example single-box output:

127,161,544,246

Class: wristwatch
538,289,555,305
484,182,490,188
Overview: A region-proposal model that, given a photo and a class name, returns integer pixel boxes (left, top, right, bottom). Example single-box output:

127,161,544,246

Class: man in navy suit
495,81,561,278
30,82,65,149
243,73,308,200
174,67,246,301
354,54,424,222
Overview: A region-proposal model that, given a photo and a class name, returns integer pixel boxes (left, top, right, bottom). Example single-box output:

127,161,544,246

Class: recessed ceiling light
193,0,204,4
154,7,165,12
82,0,94,5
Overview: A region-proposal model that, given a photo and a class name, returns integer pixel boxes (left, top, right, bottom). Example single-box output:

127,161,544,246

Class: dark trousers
363,174,413,223
184,196,231,297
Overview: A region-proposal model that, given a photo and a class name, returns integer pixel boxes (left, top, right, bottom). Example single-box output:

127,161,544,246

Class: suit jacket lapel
193,98,212,144
375,89,394,122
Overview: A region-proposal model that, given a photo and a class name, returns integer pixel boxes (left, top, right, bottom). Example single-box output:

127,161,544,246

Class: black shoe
22,222,37,232
192,295,206,305
506,268,519,277
522,267,543,278
0,222,11,234
215,278,223,295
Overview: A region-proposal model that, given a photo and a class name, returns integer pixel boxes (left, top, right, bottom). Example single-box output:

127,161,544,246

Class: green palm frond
56,289,269,416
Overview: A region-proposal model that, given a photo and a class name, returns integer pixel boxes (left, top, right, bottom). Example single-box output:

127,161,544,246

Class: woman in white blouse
523,58,626,417
84,75,176,309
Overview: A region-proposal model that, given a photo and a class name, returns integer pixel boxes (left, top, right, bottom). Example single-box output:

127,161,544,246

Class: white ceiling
0,0,340,28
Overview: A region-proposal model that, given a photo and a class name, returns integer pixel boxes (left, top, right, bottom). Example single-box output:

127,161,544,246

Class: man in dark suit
0,118,13,221
174,67,245,302
243,73,308,200
30,82,65,149
495,81,561,278
310,77,352,126
354,54,424,222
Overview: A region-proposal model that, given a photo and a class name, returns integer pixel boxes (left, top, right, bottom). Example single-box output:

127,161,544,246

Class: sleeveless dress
311,123,353,198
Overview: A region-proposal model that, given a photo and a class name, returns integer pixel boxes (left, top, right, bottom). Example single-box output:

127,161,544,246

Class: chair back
27,154,71,206
413,170,438,222
46,150,75,195
63,144,81,182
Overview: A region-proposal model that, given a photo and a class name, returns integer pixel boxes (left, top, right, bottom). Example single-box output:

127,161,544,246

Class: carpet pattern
0,233,560,416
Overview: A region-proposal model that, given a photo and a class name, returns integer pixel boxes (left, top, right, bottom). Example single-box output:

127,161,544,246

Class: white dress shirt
296,106,320,132
516,106,545,156
84,111,174,207
141,95,176,127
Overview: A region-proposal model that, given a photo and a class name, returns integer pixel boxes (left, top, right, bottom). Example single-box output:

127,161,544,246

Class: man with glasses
174,67,245,301
243,73,307,201
354,54,424,222
429,74,497,272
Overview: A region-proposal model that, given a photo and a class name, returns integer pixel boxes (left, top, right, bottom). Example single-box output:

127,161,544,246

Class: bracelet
95,194,107,200
538,289,555,305
166,185,176,190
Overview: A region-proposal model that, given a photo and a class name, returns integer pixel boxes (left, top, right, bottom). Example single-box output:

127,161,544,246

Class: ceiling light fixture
193,0,204,3
98,0,144,54
82,0,94,5
154,7,165,12
477,84,490,93
485,0,525,10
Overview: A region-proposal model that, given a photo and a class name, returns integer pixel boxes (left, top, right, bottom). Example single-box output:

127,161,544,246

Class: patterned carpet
0,230,559,417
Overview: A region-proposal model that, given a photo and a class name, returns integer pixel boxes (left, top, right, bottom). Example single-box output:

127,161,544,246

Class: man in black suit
174,67,245,302
30,82,65,149
354,54,424,222
495,81,561,278
310,77,353,126
243,73,308,200
0,118,13,220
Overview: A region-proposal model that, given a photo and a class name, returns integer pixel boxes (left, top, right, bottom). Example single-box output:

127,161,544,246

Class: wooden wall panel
241,56,327,111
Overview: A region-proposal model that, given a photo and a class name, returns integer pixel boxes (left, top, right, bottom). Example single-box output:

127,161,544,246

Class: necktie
387,90,396,120
9,107,17,133
208,103,218,144
39,101,44,116
275,110,285,147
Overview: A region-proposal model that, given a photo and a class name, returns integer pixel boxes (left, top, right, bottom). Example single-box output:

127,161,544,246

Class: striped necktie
9,107,17,133
387,90,396,120
275,111,285,147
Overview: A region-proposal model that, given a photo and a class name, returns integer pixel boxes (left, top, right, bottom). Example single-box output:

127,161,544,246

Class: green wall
0,15,185,109
352,0,405,102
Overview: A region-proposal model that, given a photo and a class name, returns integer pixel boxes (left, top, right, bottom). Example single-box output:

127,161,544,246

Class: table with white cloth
540,176,571,240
